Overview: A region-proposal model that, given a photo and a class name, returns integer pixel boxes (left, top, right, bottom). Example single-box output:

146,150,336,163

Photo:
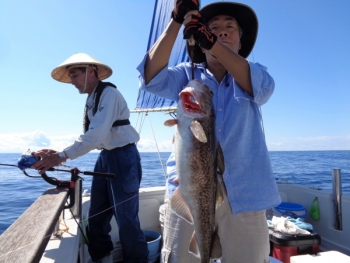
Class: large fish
164,79,225,263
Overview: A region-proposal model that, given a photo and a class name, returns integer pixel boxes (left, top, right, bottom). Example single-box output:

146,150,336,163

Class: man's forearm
210,41,253,96
145,20,182,84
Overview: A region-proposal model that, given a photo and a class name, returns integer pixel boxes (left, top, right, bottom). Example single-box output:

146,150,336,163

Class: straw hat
187,2,258,63
51,53,113,83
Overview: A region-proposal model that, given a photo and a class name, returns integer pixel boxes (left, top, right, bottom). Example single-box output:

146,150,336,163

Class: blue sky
0,0,349,153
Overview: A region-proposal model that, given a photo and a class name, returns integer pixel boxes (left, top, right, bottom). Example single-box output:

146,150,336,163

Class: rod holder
71,178,82,218
332,168,342,230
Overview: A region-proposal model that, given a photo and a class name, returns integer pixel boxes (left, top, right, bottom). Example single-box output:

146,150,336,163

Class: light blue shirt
137,55,281,214
165,151,177,198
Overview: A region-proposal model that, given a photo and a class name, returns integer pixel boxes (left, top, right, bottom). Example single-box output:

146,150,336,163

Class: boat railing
0,168,115,263
130,107,177,113
0,188,69,263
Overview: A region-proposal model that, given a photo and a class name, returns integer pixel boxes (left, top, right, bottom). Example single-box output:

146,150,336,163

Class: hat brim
187,2,258,63
51,53,112,83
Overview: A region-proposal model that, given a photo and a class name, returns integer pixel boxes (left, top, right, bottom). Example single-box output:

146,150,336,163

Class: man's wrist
58,151,68,162
171,11,184,24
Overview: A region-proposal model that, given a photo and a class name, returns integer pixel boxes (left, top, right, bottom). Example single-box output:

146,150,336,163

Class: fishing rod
0,151,116,209
0,155,116,179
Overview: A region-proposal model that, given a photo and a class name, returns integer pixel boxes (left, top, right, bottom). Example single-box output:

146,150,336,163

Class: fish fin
190,120,207,142
216,143,225,175
210,231,222,259
164,119,178,127
188,232,200,258
216,143,226,209
215,172,226,209
170,188,194,224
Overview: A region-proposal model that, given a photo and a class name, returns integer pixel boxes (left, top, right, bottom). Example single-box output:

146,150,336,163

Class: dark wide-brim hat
187,2,258,63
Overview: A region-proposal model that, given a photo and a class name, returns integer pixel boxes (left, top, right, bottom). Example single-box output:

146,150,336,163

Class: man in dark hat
138,1,280,262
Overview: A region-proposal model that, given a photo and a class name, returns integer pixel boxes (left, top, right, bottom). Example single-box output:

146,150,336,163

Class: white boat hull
39,184,350,263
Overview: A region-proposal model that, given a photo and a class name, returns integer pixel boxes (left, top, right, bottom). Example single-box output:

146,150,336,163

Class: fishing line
67,202,89,244
0,239,34,260
87,194,139,220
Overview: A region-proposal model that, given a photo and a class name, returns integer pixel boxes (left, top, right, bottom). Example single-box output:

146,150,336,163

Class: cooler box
273,202,308,218
269,228,321,263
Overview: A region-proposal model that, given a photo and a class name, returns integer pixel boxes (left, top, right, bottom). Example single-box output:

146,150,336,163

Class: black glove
172,0,199,24
183,14,217,50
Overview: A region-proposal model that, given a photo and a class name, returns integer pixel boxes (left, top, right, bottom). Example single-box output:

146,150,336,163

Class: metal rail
332,168,342,230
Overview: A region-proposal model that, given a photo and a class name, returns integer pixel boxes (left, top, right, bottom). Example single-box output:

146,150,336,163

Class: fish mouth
179,91,206,117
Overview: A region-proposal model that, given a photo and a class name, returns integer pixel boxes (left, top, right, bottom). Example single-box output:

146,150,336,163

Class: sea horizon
1,150,349,235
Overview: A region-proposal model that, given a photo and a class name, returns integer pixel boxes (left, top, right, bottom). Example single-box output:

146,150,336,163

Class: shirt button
219,108,222,112
218,129,222,132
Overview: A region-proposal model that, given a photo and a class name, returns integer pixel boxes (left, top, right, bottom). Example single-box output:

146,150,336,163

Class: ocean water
0,150,349,235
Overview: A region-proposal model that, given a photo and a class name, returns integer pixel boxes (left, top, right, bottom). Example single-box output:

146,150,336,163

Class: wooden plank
0,188,69,263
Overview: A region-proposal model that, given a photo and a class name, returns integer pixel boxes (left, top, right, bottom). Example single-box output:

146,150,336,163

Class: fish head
178,80,213,119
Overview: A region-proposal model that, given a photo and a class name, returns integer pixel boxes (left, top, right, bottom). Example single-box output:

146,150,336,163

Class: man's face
68,68,86,93
207,15,241,53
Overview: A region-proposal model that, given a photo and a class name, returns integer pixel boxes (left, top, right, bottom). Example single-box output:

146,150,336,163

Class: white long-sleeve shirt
64,85,139,160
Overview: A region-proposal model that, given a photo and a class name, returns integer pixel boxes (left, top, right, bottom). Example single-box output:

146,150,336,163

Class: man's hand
172,0,199,24
183,13,217,50
31,149,62,174
32,149,57,157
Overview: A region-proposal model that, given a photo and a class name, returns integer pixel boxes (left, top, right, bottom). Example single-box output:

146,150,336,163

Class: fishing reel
17,150,41,176
16,150,74,186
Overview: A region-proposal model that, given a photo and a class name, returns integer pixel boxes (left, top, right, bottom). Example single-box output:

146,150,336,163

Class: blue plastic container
274,202,308,218
143,230,161,263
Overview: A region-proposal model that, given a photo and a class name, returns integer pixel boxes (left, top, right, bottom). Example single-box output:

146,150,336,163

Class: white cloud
267,135,350,151
0,130,173,153
136,138,173,152
1,130,349,153
0,130,78,153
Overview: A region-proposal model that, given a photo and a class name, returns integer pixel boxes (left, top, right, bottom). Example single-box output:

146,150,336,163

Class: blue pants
87,144,149,262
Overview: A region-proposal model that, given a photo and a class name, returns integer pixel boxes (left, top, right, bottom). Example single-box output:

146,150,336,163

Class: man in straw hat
32,53,149,263
137,1,281,262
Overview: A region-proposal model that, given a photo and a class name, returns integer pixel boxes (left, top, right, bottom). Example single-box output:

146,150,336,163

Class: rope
137,112,147,136
53,218,69,237
135,112,141,130
147,114,167,177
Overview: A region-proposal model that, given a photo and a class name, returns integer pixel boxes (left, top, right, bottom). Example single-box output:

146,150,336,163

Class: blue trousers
87,144,149,262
